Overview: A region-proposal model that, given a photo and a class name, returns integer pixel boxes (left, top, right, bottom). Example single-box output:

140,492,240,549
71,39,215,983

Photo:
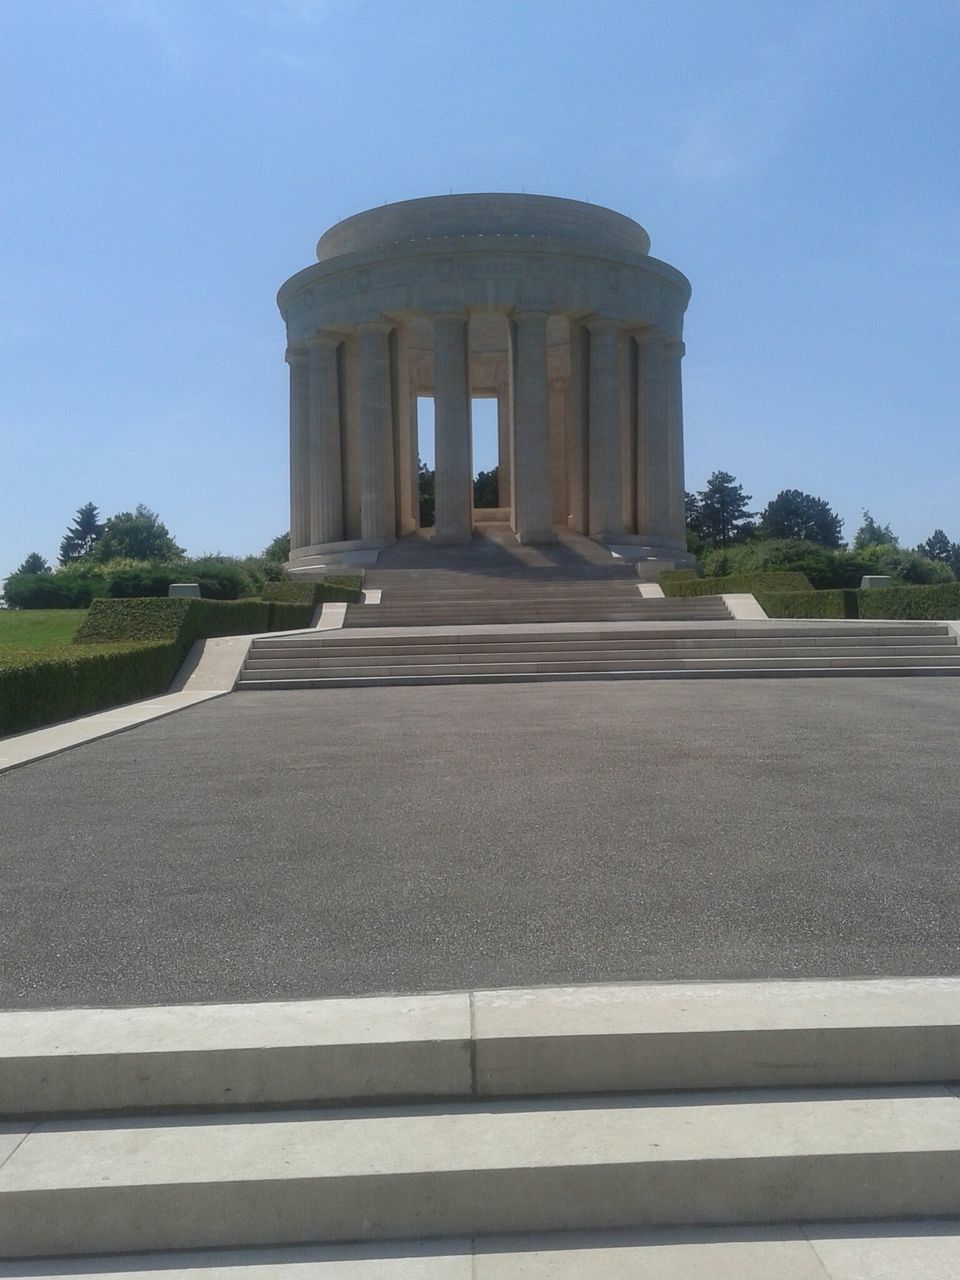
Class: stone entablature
278,193,693,563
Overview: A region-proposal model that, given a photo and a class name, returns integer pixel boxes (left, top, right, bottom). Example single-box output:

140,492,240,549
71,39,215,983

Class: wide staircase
238,622,960,690
237,526,960,688
3,979,960,1273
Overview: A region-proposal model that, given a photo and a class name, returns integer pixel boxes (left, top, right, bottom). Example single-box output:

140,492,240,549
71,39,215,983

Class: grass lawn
0,609,88,660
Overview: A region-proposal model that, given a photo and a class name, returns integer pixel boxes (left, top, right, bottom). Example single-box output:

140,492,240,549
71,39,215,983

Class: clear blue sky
2,0,958,575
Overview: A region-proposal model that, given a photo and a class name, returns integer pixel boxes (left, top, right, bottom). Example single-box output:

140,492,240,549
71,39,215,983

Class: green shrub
261,576,362,605
3,572,107,609
75,598,273,646
268,603,315,630
856,544,955,586
856,583,960,620
660,571,812,597
756,589,858,619
700,539,873,589
0,642,181,737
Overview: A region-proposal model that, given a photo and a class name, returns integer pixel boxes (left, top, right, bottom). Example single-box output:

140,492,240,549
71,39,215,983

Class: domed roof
316,193,651,261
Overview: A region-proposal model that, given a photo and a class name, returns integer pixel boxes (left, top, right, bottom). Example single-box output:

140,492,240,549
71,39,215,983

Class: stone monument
278,193,693,569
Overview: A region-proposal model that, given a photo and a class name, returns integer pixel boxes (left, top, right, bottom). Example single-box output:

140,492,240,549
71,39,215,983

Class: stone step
11,1223,960,1278
240,654,960,682
345,611,730,626
4,1087,960,1256
4,980,957,1117
245,640,958,663
243,647,960,674
239,670,960,691
253,621,953,648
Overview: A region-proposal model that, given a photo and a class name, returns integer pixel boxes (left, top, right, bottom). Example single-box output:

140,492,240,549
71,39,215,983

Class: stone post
306,331,343,546
433,312,472,545
356,321,396,542
587,318,624,541
510,310,555,543
285,345,310,552
636,329,671,547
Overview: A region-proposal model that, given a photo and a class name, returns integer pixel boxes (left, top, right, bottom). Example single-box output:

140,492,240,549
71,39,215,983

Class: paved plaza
2,678,959,1009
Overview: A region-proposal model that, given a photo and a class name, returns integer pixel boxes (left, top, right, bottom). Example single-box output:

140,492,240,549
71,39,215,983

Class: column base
432,528,472,547
515,528,557,545
286,536,394,571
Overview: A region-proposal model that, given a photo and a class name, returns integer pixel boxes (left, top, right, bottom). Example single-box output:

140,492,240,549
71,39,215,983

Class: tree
59,502,104,564
473,466,499,508
918,529,953,562
759,490,844,548
684,491,703,538
853,511,899,550
91,504,184,562
263,532,291,563
696,471,755,548
15,552,51,574
418,461,435,527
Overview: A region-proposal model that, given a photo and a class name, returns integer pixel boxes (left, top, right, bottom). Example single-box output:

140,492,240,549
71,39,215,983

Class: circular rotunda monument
278,193,693,570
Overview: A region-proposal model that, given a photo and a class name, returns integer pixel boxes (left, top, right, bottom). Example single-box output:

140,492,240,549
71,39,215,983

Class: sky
2,0,958,576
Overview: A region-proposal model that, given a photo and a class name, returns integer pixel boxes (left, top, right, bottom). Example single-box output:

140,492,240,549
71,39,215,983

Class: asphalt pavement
2,678,959,1008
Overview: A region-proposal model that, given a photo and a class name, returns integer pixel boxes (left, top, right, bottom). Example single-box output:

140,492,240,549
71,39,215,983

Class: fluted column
433,311,472,545
510,310,555,543
306,331,343,545
285,345,310,553
496,383,512,516
663,339,687,549
565,319,589,533
636,329,671,547
356,321,396,542
587,318,623,540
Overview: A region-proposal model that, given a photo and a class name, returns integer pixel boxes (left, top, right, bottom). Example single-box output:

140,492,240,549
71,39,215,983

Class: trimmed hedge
757,589,858,619
856,583,960,620
3,573,106,609
2,597,317,738
0,642,181,737
261,576,363,605
660,571,813,597
757,583,960,620
75,598,273,646
268,602,315,630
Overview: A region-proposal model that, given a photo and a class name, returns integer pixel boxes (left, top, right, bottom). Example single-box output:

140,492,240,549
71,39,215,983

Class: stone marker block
860,575,892,590
168,583,201,598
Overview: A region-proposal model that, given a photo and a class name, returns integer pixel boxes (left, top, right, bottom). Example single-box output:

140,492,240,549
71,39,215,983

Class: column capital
285,344,308,364
512,308,551,326
306,328,348,348
585,316,622,336
355,319,394,337
432,309,468,327
636,327,672,349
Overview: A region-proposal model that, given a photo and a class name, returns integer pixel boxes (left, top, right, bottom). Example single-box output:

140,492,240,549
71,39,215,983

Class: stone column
510,310,555,543
636,329,671,547
587,318,624,541
285,345,310,553
356,321,396,542
433,312,472,545
306,331,343,546
565,320,589,533
409,375,421,531
663,340,687,549
496,384,512,515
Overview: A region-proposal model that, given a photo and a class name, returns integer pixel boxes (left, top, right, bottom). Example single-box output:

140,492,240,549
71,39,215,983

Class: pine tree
853,511,899,550
15,551,51,574
759,490,844,548
59,502,104,564
697,472,755,548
